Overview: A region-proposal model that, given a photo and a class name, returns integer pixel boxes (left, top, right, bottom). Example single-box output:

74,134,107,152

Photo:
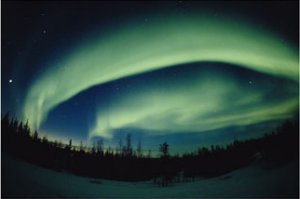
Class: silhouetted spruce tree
159,142,171,187
69,139,72,149
24,120,30,136
137,139,142,158
97,139,104,155
160,142,169,158
18,121,24,134
12,118,19,134
91,140,96,154
125,133,132,157
80,140,83,152
42,136,48,144
118,138,123,155
33,130,38,140
147,149,152,158
2,112,10,130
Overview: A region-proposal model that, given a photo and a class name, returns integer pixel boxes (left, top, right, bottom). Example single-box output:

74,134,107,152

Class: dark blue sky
2,1,299,154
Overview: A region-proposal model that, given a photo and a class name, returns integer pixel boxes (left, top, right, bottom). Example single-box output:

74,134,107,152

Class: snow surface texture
2,154,298,198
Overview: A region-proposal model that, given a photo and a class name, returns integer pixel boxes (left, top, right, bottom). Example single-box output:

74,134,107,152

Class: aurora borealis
2,1,299,154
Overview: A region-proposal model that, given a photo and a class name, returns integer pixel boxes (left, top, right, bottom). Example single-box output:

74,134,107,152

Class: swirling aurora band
22,14,298,138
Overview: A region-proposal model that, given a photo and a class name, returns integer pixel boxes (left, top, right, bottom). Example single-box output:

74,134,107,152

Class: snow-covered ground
2,154,298,198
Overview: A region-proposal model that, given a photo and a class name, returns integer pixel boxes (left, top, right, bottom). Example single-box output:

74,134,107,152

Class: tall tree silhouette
137,139,142,158
97,139,104,155
160,142,169,158
33,130,38,140
158,142,172,187
125,133,132,157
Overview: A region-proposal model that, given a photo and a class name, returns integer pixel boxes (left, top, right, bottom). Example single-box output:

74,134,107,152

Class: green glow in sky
22,13,299,131
90,68,298,138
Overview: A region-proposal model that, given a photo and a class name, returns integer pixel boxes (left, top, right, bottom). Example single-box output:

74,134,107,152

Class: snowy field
2,154,299,198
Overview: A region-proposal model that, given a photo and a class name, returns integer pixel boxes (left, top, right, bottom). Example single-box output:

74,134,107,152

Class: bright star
9,79,13,83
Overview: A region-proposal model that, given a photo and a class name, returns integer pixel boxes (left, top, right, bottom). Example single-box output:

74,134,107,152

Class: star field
2,1,298,153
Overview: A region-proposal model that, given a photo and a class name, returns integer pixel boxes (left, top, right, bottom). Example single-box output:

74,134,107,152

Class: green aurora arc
22,13,299,134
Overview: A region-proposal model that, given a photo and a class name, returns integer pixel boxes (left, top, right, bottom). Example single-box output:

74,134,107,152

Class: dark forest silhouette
1,113,299,187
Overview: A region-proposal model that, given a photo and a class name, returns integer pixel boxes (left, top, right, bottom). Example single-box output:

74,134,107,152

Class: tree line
2,113,298,186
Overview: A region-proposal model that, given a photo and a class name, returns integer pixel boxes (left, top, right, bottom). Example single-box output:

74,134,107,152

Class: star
248,80,253,85
42,30,47,34
9,79,13,83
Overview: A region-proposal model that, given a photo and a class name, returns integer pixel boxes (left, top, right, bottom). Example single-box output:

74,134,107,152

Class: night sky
2,1,299,155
